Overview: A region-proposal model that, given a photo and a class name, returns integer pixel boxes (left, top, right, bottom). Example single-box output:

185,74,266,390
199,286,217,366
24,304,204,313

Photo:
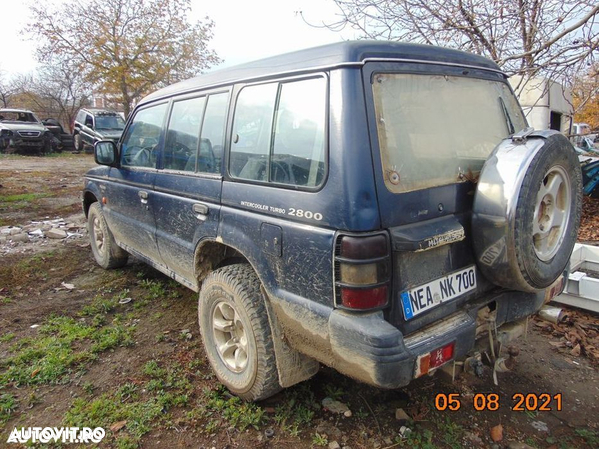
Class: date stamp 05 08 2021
434,393,563,412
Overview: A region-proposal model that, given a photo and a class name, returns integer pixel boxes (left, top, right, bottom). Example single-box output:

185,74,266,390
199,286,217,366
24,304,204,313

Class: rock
46,229,67,239
570,344,581,357
465,431,483,445
316,421,342,439
395,408,411,424
10,233,29,242
322,397,351,415
343,410,352,418
490,424,503,442
328,442,341,449
531,420,549,432
399,426,412,437
9,227,22,235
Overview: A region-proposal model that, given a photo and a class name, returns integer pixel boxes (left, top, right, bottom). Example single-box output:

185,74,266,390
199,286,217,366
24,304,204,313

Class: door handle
139,190,148,204
193,203,209,221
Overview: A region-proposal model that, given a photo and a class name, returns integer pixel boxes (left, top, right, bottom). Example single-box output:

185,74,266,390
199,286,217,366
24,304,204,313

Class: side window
84,114,94,128
272,78,326,186
230,83,278,180
163,96,206,171
229,77,327,188
198,92,229,173
121,103,168,168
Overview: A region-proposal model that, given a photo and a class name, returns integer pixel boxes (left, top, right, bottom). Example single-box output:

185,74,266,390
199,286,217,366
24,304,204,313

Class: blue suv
83,41,582,400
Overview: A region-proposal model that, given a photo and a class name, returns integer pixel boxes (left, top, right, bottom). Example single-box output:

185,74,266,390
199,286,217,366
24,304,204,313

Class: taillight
334,233,391,310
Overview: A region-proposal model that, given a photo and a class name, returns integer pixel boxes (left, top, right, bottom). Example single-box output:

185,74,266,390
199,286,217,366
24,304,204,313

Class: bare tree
0,70,17,108
308,1,598,82
27,0,220,117
11,59,91,131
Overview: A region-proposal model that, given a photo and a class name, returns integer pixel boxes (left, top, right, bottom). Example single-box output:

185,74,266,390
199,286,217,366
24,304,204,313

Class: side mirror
94,140,118,166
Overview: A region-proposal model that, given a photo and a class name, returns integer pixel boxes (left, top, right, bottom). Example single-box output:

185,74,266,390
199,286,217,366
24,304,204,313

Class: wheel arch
83,190,99,218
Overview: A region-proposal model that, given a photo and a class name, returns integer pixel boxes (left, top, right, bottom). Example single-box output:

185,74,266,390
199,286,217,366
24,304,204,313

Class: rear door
153,91,230,286
362,62,527,334
103,102,168,263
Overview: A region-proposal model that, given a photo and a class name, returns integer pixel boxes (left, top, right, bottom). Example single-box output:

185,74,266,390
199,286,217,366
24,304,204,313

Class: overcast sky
1,0,357,78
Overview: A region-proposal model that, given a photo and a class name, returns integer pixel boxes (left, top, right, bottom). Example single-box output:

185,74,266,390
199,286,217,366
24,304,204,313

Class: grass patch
0,314,134,388
0,249,86,291
0,333,15,343
0,393,17,425
575,428,598,446
273,384,318,436
65,395,164,443
0,192,50,211
64,360,194,448
395,427,436,449
204,387,265,431
0,193,49,203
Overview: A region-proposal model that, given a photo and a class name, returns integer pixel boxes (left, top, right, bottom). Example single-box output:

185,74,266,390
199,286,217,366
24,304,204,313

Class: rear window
373,73,527,193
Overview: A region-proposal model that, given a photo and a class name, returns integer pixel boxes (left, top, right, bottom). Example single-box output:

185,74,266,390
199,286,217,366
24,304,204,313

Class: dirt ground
0,153,597,449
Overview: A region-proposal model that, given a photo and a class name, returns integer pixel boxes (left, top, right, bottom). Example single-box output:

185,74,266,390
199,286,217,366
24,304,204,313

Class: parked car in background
571,122,598,146
83,41,582,401
73,108,126,152
42,118,75,152
0,109,52,154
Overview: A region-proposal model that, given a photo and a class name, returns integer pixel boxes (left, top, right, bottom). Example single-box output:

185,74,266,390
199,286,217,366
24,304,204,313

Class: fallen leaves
490,424,503,442
533,308,599,365
110,421,127,433
578,196,599,242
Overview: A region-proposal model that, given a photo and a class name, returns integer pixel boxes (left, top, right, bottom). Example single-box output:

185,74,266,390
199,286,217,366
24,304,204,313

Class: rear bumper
326,287,547,388
328,309,475,388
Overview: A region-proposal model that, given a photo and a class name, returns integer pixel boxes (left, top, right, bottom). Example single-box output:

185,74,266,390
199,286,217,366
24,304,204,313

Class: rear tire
198,264,281,401
88,203,128,269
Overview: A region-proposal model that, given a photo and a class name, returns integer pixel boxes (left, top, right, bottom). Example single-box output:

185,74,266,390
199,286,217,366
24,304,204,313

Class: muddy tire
198,264,281,401
88,203,128,269
74,133,83,152
473,132,582,292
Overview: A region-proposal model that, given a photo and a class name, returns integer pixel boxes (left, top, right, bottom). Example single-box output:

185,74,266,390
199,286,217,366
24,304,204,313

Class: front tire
88,203,128,269
74,133,83,152
198,264,281,401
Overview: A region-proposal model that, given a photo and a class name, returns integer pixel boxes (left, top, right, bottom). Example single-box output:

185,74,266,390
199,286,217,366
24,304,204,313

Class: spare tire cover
472,131,582,292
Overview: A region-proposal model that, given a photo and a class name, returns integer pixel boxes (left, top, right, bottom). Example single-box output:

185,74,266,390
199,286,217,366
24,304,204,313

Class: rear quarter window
229,76,327,189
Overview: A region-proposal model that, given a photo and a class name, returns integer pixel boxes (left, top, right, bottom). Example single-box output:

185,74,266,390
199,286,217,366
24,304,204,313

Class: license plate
401,266,477,320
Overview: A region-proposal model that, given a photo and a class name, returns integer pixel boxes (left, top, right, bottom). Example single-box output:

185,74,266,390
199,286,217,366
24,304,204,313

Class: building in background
510,76,573,134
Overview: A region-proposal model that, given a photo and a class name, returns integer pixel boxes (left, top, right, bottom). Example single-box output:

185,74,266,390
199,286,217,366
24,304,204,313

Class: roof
0,109,35,114
81,108,120,115
141,40,503,105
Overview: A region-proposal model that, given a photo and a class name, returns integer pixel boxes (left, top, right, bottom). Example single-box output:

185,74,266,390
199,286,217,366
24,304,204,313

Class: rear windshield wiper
499,96,515,135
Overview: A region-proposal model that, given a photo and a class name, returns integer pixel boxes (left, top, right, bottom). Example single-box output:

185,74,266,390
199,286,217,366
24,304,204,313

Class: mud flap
261,287,320,388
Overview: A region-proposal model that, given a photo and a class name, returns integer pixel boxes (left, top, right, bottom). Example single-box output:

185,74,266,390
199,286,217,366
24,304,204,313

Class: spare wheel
472,130,582,292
